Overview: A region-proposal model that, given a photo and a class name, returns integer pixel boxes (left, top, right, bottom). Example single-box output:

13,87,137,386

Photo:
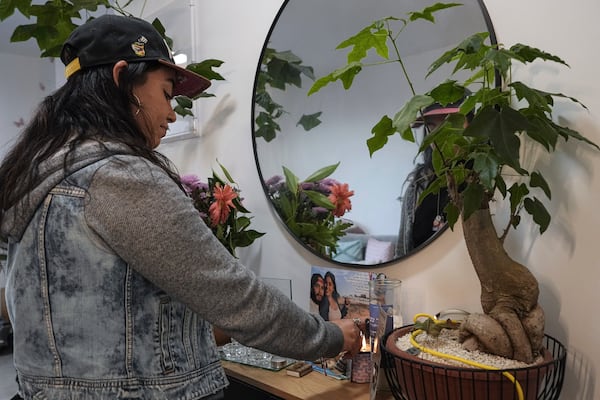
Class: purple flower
267,181,286,195
317,178,339,193
312,206,329,215
301,182,317,191
181,174,209,193
265,175,283,186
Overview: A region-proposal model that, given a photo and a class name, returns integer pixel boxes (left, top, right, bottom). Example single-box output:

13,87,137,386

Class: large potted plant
308,2,598,398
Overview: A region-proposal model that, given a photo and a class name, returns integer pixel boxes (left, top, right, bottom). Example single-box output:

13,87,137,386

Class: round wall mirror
252,0,496,266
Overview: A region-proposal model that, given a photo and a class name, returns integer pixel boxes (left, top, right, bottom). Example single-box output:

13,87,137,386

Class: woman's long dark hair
0,60,182,224
319,271,348,320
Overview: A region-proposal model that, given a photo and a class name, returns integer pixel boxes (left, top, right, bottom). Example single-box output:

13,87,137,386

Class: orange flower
328,183,354,217
209,183,238,226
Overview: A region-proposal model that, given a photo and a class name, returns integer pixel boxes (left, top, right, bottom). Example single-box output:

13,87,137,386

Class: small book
286,361,313,377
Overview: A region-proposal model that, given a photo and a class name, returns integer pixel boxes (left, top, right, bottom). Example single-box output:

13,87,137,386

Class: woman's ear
112,60,129,87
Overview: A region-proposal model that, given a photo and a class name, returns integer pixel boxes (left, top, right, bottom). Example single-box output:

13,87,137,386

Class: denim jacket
1,142,343,399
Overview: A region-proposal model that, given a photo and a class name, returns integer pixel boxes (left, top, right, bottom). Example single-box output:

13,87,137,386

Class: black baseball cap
60,14,211,98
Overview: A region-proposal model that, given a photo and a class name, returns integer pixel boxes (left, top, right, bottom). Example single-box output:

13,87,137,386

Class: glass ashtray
219,341,295,371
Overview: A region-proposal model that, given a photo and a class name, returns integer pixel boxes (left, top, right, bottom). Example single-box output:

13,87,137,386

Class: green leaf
367,115,395,156
173,95,193,117
174,96,193,109
186,59,225,81
427,32,489,77
428,81,466,106
151,17,172,49
496,174,507,197
464,106,530,172
254,112,280,142
277,194,296,221
523,114,558,151
282,166,299,196
304,190,334,209
552,121,600,150
483,48,516,78
194,92,215,99
308,62,362,95
217,161,235,183
462,182,485,220
261,49,315,91
444,202,460,229
173,104,193,117
234,215,251,231
408,2,463,23
472,153,498,189
0,0,30,20
265,54,304,89
10,23,39,41
304,163,339,182
530,171,551,200
336,22,389,63
418,176,445,204
510,82,553,113
391,94,435,137
508,183,529,215
296,112,322,131
523,197,551,234
509,43,569,67
234,229,266,248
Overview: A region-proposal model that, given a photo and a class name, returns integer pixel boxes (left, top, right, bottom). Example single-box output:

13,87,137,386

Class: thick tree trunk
459,207,545,363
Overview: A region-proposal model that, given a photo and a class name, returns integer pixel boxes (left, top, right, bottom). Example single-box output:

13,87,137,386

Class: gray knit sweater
1,141,343,360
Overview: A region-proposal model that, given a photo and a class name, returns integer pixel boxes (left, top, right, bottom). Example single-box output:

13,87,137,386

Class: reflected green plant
254,48,322,142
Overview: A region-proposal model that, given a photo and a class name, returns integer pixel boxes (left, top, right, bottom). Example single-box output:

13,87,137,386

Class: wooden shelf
222,360,393,400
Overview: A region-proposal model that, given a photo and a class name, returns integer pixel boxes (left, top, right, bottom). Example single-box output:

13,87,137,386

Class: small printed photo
309,266,374,322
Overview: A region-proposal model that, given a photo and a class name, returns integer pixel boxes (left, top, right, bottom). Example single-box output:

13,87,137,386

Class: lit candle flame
360,334,370,352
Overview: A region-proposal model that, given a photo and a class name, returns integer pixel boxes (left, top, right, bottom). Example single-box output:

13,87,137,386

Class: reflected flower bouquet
181,163,265,257
265,163,354,257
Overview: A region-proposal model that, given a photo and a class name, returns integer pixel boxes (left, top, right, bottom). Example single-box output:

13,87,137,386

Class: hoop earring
133,94,142,116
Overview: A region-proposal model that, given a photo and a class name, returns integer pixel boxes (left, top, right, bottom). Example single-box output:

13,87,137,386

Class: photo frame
309,266,372,321
149,0,201,142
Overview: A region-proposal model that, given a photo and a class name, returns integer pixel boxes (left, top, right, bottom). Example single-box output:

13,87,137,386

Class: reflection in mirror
252,0,496,266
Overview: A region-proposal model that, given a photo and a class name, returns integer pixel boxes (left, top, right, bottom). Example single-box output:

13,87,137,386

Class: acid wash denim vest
5,159,228,399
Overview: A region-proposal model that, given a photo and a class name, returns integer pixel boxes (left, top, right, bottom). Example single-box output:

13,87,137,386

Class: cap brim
159,59,211,99
411,106,461,127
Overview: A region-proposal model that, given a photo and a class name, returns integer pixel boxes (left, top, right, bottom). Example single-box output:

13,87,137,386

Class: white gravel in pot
394,329,544,369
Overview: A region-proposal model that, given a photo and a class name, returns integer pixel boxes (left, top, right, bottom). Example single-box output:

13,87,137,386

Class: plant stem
388,28,416,96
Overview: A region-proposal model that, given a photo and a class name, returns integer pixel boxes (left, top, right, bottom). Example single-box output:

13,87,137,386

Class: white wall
0,54,55,160
0,53,55,288
1,1,598,398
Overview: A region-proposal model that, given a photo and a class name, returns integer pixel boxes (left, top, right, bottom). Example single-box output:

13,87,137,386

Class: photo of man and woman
309,266,372,322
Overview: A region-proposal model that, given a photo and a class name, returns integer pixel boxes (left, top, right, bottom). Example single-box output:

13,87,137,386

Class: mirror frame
251,0,498,267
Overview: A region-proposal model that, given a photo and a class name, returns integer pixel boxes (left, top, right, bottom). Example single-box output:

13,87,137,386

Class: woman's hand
330,318,365,356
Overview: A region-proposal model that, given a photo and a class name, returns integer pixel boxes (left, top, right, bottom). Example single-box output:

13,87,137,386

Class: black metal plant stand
380,326,566,400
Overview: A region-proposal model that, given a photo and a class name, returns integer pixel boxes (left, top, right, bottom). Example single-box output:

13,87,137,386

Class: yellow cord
410,314,524,400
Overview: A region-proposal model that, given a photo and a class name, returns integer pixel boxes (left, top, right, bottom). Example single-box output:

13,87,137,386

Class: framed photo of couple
309,266,373,322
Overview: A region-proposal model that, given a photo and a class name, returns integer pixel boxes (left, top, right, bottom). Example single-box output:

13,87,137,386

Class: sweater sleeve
84,156,343,359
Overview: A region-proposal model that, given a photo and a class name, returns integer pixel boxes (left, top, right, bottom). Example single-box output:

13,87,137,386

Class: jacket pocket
158,296,175,374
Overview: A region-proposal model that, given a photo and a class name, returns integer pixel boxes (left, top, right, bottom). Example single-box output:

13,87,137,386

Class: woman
320,271,348,321
0,15,362,400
